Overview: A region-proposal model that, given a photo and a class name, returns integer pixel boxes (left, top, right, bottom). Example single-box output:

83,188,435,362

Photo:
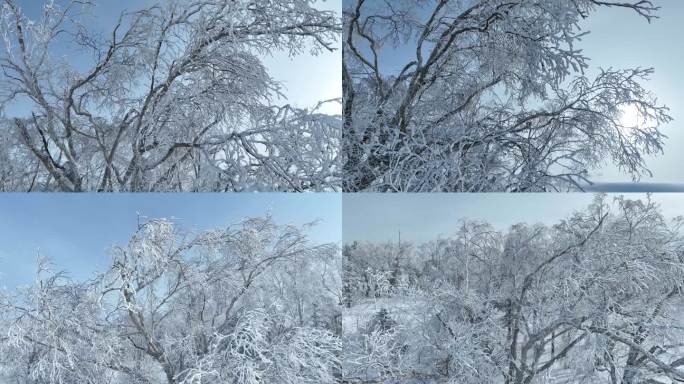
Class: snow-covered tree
0,216,341,383
343,195,684,383
343,0,672,191
0,0,341,191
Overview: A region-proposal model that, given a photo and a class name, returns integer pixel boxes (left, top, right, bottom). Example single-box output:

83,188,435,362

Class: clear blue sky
343,193,684,243
0,193,341,289
580,0,684,184
5,0,341,115
265,0,342,114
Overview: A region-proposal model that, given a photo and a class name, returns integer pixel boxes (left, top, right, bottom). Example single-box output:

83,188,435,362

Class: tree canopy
343,0,671,191
0,0,341,191
343,195,684,383
0,216,342,383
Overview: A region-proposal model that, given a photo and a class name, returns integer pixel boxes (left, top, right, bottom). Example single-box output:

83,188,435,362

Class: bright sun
618,104,641,131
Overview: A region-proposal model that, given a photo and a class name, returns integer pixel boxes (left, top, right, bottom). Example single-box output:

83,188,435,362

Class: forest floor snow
343,296,427,335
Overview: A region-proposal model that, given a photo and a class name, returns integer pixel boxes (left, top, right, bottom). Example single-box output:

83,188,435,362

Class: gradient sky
581,0,684,184
343,193,684,243
4,0,341,115
0,193,341,289
348,0,682,186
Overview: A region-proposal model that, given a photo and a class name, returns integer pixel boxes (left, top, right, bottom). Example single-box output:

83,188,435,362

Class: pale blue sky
580,0,683,184
5,0,341,115
343,193,684,243
0,193,341,289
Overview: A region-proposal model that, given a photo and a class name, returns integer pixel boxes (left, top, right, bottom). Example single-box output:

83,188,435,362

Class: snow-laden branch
0,0,341,191
0,215,342,383
343,0,671,191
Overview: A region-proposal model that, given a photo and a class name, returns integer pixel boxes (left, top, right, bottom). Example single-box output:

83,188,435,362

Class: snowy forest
0,216,342,383
343,0,672,192
0,0,341,192
342,195,684,383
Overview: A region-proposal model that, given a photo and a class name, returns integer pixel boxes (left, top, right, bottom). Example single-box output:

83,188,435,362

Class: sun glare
618,104,641,131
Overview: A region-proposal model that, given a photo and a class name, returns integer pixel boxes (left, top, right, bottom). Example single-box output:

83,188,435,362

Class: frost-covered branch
0,215,342,383
343,0,671,191
0,0,341,191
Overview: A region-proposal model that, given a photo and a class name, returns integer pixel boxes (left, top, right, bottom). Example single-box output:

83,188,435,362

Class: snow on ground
344,296,427,336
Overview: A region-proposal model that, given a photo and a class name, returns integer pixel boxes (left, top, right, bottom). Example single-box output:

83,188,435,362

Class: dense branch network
343,0,671,192
0,216,342,383
343,195,684,383
0,0,341,191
